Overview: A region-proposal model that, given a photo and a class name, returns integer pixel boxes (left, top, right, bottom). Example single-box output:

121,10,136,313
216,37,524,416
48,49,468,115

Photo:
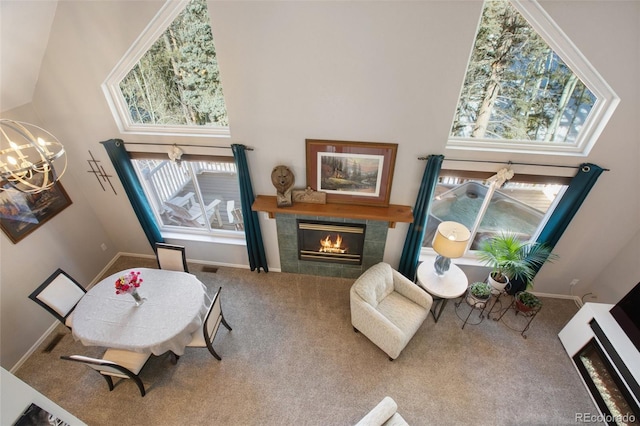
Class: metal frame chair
60,349,152,397
187,287,232,360
28,268,86,329
155,242,189,272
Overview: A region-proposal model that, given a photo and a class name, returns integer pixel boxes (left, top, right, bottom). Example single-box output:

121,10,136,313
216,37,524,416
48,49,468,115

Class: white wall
207,0,640,300
0,105,117,370
1,0,638,369
591,230,640,303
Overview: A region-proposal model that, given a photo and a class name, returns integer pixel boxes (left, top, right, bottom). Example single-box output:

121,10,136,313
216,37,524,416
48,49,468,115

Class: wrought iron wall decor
87,150,116,195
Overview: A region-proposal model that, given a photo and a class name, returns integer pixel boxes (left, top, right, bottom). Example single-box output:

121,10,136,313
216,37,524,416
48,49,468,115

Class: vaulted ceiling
0,1,58,112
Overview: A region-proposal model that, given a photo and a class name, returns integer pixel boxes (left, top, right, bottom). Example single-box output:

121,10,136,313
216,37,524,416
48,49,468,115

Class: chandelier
0,119,67,194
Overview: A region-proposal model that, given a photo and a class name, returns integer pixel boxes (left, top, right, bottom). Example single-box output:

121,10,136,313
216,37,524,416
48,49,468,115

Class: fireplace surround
274,213,388,278
252,195,412,278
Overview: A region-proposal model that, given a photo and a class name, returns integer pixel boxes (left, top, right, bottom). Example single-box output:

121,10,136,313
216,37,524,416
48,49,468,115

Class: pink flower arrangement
115,270,143,295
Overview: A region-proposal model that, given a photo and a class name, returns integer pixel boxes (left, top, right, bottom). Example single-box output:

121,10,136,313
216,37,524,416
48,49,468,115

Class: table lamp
432,221,470,276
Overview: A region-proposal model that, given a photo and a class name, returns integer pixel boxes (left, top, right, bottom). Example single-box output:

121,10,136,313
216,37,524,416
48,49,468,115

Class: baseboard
531,291,583,308
10,322,60,373
85,252,146,288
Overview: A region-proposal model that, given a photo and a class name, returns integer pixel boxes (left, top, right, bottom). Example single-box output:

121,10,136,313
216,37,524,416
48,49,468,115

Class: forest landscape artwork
306,139,397,207
318,153,383,197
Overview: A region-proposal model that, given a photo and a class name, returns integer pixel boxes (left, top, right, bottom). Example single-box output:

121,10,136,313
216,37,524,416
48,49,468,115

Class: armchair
355,397,409,426
350,262,432,360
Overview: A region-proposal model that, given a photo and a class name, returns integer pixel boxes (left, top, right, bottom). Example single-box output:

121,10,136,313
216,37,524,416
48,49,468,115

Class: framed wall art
305,139,398,207
13,403,71,426
0,182,73,244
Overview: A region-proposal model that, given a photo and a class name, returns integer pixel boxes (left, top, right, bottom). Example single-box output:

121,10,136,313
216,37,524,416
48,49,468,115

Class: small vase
131,289,145,306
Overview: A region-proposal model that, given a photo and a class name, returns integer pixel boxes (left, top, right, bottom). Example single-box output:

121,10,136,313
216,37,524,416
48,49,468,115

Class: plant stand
486,288,511,320
454,288,491,329
494,296,542,339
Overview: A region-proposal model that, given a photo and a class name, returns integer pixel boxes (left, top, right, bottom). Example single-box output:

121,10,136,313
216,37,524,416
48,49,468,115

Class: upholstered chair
350,262,432,360
355,396,409,426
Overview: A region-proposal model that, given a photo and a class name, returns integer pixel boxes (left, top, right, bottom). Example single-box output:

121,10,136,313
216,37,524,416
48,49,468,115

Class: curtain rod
121,141,253,151
417,156,609,171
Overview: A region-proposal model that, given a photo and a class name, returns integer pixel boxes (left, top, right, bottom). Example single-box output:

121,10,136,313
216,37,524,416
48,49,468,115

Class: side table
416,260,468,322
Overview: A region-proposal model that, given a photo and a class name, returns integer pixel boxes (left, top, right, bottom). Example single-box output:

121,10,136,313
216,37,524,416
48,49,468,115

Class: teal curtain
232,144,268,273
101,139,163,248
508,163,604,294
536,163,604,248
398,155,444,280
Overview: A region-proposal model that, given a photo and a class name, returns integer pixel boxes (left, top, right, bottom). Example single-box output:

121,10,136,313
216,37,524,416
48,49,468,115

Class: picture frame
13,403,71,426
0,182,73,244
305,139,398,207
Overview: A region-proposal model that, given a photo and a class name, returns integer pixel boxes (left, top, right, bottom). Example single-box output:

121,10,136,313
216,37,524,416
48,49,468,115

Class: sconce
432,221,470,276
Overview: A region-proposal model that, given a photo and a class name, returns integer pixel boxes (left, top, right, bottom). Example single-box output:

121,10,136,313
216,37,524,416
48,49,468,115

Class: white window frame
102,0,230,138
447,0,619,157
131,154,245,244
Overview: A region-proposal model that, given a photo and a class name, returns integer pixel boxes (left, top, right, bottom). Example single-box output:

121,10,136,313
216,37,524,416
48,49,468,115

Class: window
448,0,618,156
103,0,229,137
422,170,569,252
131,155,243,235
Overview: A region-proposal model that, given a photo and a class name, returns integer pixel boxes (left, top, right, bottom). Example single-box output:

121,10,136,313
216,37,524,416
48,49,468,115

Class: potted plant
515,291,542,312
475,232,558,294
466,282,492,309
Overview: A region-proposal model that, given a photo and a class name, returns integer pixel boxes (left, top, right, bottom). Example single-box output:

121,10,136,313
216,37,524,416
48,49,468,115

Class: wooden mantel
252,195,413,228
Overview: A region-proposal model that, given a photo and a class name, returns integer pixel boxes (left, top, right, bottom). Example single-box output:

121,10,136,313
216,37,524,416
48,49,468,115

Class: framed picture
306,139,398,207
0,182,72,244
13,403,71,426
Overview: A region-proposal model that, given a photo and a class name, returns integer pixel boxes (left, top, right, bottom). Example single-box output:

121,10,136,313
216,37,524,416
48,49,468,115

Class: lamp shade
432,221,470,259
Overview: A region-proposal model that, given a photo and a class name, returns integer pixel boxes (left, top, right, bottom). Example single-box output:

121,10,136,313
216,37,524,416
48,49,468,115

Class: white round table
416,259,468,322
72,268,208,356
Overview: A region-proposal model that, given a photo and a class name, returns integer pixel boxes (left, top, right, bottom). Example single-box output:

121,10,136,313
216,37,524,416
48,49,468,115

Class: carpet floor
14,256,597,425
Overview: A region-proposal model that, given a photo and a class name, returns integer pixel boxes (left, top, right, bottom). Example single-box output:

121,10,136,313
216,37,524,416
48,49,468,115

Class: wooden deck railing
138,159,237,207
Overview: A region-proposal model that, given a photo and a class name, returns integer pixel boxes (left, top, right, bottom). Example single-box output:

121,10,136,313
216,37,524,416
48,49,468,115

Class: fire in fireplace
559,303,640,425
297,220,366,265
573,321,640,423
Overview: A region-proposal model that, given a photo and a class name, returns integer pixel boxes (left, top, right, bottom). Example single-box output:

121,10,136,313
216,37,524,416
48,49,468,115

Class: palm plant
476,232,558,288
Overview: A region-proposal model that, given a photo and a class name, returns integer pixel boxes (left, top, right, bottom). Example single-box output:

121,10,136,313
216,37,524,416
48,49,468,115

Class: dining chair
60,349,152,397
187,287,232,360
155,242,189,272
28,268,86,329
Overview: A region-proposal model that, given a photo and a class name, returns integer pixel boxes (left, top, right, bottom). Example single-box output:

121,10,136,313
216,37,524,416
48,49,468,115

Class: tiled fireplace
275,213,388,278
252,195,413,278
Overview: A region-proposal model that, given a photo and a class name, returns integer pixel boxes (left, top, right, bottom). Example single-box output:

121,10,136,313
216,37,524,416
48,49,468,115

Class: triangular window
103,0,228,137
448,0,618,156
